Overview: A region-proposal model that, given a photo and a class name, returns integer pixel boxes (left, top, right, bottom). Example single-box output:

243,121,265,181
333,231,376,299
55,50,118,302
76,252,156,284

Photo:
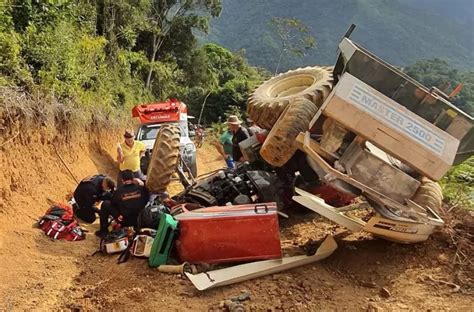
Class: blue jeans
225,157,235,169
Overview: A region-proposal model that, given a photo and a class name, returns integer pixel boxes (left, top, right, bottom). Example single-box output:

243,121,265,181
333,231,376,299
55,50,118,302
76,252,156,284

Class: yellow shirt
119,140,146,171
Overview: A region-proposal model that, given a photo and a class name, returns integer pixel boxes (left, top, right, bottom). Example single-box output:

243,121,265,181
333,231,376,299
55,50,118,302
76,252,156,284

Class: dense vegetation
404,59,474,115
1,0,473,124
206,0,473,71
398,0,473,26
0,0,265,125
441,156,474,210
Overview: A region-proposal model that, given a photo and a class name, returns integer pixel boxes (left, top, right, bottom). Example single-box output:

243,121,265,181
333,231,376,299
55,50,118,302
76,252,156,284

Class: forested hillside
206,0,474,72
398,0,473,26
0,0,264,125
405,59,474,115
1,0,473,123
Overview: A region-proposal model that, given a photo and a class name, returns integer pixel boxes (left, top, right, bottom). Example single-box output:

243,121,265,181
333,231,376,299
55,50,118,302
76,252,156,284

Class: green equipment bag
148,213,178,268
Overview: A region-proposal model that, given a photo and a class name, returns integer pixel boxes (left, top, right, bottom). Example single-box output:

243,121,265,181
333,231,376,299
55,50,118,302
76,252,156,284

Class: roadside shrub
441,156,474,210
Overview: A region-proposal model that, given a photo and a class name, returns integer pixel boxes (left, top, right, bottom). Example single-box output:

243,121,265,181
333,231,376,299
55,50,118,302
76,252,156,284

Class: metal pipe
157,262,191,274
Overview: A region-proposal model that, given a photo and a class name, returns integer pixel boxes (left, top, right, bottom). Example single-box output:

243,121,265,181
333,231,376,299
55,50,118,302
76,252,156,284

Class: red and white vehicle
132,99,197,177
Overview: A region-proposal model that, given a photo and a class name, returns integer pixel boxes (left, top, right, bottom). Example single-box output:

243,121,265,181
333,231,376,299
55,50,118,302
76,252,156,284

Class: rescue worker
227,115,250,163
117,129,146,186
96,170,149,237
73,174,116,223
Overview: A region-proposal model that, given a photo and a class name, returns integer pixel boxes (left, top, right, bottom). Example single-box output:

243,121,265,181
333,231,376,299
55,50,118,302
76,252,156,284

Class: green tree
269,17,316,74
0,0,267,124
0,2,31,85
2,0,154,109
95,0,151,60
141,0,222,89
183,43,267,124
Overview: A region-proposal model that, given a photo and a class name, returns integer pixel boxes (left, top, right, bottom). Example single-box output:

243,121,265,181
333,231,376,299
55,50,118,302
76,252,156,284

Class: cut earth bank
0,123,472,311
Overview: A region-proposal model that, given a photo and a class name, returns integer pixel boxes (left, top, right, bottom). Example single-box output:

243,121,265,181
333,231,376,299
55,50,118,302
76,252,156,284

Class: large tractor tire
146,125,180,193
247,66,333,129
260,98,319,167
412,177,443,214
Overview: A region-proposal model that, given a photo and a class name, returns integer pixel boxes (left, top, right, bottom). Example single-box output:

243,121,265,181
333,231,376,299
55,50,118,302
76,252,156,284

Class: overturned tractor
146,29,473,244
244,32,473,243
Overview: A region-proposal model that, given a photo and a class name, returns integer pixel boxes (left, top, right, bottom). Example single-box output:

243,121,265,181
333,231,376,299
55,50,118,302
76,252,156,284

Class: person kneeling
96,170,149,237
73,174,115,223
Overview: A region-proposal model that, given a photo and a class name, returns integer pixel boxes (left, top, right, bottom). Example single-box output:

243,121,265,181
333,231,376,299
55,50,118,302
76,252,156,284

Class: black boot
94,229,108,238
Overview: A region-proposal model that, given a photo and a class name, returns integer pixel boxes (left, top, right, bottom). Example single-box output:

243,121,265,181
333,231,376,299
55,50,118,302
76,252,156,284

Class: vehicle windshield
139,121,188,140
139,125,161,140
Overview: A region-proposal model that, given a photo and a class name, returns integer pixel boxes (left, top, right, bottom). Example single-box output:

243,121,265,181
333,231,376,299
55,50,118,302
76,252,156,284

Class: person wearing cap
227,115,250,163
117,129,146,186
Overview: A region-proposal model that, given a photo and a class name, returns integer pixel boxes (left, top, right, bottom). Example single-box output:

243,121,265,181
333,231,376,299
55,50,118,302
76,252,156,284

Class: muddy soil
0,132,472,311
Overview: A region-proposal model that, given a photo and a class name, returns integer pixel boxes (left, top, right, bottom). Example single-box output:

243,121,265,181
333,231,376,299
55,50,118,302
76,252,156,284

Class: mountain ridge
204,0,474,72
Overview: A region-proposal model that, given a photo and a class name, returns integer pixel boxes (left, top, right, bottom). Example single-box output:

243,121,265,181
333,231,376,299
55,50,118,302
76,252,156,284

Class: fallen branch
421,274,461,293
0,131,19,147
52,142,79,184
446,204,458,214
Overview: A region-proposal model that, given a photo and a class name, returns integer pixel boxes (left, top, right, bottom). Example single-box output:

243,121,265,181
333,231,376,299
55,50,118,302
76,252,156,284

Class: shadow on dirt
88,142,118,180
34,214,101,257
34,142,118,260
34,180,107,260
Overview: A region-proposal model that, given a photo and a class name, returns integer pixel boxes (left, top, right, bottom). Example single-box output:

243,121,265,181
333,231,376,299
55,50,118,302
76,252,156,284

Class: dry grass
437,205,474,293
0,86,126,144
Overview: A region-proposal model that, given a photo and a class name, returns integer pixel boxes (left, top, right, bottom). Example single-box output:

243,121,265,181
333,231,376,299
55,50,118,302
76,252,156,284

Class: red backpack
39,203,85,241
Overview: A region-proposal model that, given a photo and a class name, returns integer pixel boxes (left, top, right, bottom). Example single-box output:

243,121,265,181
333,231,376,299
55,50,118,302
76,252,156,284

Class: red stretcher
174,203,281,264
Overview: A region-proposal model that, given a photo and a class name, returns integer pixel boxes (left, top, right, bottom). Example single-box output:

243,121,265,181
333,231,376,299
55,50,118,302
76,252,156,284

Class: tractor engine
173,165,283,209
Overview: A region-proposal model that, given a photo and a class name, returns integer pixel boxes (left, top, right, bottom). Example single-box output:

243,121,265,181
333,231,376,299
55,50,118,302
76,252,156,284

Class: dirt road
0,134,472,311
